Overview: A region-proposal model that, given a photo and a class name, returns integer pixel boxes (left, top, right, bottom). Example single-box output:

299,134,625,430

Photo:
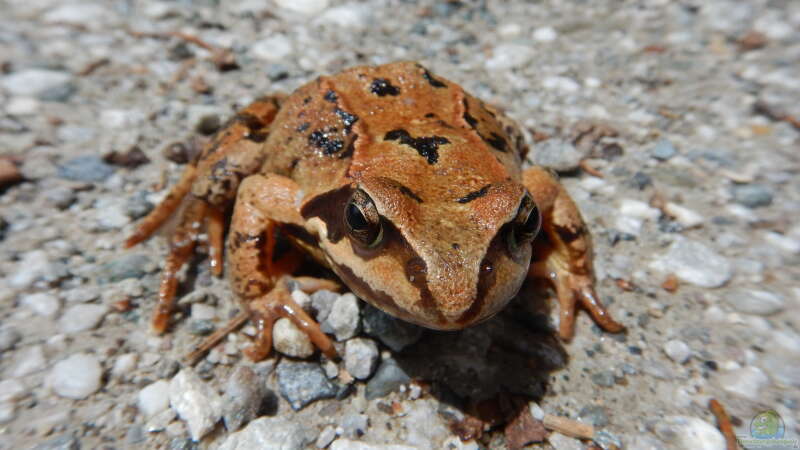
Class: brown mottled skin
126,61,623,360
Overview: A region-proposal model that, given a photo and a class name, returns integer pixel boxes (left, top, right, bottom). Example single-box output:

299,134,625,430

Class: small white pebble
763,231,800,253
20,292,61,318
112,353,138,378
619,199,661,221
138,380,170,417
532,26,557,42
47,353,103,399
59,304,109,334
273,318,314,358
664,202,704,228
663,340,691,364
529,402,545,421
191,303,217,321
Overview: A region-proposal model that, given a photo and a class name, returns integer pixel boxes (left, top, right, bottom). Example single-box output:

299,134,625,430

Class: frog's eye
507,193,541,252
344,189,383,248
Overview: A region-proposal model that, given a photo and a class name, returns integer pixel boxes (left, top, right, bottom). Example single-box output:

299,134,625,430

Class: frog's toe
555,272,624,340
244,281,337,361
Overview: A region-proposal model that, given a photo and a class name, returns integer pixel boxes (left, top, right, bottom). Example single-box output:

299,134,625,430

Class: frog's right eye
344,189,383,248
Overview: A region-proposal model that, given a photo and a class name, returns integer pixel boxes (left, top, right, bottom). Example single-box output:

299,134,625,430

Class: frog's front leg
523,167,624,339
229,173,337,361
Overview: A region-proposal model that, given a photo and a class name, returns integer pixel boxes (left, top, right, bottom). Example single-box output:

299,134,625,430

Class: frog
126,61,623,360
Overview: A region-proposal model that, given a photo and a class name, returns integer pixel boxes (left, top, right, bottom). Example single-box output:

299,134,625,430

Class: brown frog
126,61,623,360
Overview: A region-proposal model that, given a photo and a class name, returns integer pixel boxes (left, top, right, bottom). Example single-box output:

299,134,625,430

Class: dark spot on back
309,129,344,155
324,90,338,103
296,122,310,132
463,111,478,128
370,78,401,96
303,96,312,104
334,108,359,133
457,184,491,203
384,129,450,165
424,113,436,118
422,69,447,88
485,132,509,152
397,184,423,203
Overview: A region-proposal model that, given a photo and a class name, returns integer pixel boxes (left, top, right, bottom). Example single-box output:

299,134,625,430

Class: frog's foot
244,280,338,361
532,261,624,340
149,196,226,334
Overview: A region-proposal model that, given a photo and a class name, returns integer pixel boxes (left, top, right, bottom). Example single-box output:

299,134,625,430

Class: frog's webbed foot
244,279,338,361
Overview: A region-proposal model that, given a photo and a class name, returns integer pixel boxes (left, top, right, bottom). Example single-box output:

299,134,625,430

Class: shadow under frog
363,281,568,432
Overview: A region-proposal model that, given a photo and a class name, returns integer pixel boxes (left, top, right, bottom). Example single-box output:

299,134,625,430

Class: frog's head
301,176,540,329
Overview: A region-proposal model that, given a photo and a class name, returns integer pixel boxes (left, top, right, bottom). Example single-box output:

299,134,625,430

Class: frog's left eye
507,193,541,253
344,189,383,248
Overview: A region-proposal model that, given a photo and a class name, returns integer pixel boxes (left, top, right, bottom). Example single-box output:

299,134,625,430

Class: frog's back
262,61,528,202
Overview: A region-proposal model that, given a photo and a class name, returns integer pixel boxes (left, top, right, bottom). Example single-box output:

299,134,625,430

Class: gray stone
727,289,785,315
96,253,151,284
340,413,369,438
276,360,337,410
651,138,677,160
648,237,732,288
591,370,616,387
528,138,584,172
653,416,725,450
732,184,773,208
47,353,103,399
0,327,21,352
344,338,379,380
223,366,265,432
57,155,115,183
315,425,337,448
365,358,410,400
311,290,338,322
273,318,314,358
717,366,770,401
44,186,77,209
322,293,360,341
59,304,108,334
362,304,423,352
330,440,416,450
578,405,609,427
9,250,67,288
169,369,223,441
188,319,216,336
39,83,76,102
218,416,315,450
1,69,73,98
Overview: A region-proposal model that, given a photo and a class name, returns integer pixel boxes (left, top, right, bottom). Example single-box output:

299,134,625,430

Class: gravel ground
1,0,799,449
